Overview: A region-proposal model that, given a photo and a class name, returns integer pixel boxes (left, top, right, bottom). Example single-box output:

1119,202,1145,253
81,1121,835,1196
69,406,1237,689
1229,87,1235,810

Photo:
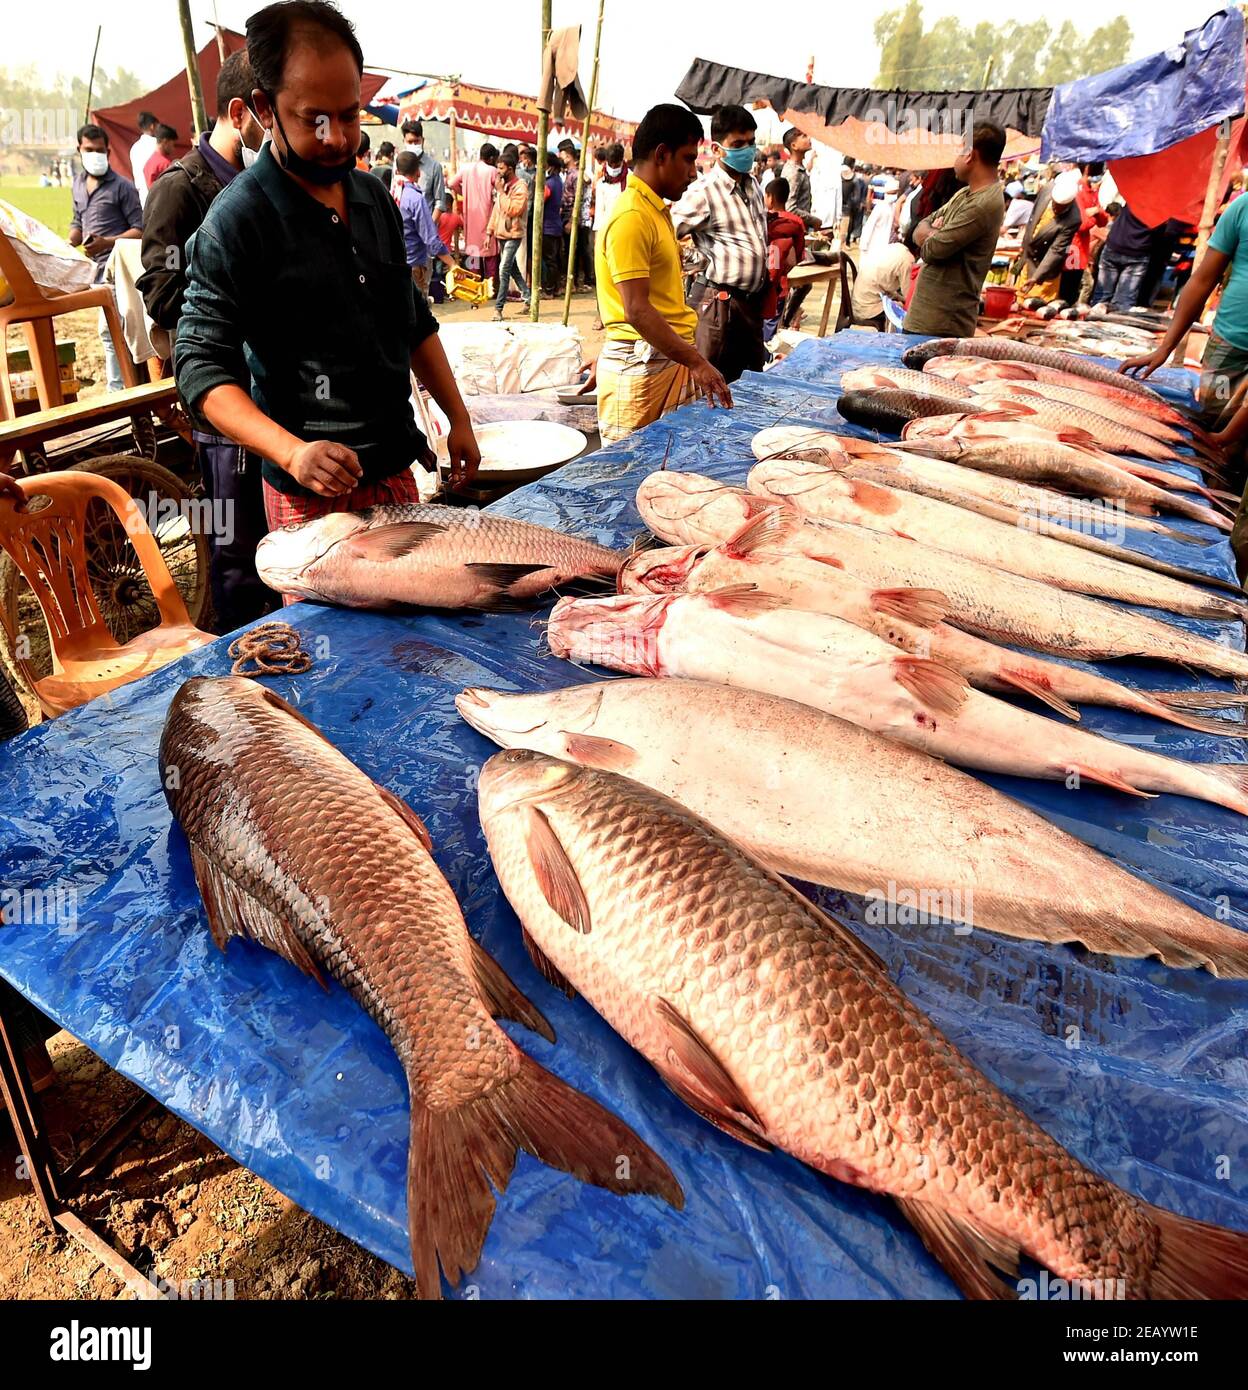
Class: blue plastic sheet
1041,7,1246,163
1,331,1247,1300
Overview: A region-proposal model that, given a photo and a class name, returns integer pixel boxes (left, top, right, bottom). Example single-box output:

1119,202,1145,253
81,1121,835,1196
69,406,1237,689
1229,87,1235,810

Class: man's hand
445,417,481,489
1120,346,1170,379
690,355,733,409
577,355,598,394
83,232,114,254
286,440,362,497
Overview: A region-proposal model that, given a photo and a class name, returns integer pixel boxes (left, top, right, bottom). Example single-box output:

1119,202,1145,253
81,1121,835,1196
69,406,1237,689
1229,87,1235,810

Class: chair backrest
836,251,859,333
0,469,191,667
0,227,43,307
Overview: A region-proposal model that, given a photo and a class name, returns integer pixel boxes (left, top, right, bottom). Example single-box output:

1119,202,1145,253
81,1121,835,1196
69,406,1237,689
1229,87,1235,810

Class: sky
4,0,1234,121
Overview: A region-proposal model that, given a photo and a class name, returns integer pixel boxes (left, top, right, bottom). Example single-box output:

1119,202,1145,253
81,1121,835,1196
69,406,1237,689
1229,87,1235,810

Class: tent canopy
398,79,636,149
1042,8,1248,230
674,57,1050,171
93,28,389,181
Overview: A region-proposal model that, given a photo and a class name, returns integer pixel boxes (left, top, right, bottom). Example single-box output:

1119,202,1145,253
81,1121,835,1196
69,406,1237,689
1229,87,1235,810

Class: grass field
0,174,73,239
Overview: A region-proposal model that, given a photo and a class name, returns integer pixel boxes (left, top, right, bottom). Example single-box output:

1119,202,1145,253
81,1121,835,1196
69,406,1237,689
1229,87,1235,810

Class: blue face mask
719,143,756,174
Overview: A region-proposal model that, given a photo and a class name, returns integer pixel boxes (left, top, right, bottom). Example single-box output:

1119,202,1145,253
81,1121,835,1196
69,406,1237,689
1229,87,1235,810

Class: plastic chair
0,470,212,717
0,233,139,419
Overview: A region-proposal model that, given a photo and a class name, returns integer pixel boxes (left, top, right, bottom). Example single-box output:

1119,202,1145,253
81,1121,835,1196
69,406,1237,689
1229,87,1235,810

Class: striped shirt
672,162,768,292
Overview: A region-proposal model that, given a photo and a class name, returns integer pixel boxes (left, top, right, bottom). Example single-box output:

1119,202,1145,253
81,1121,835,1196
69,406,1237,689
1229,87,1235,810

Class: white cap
1051,169,1081,204
1005,180,1024,198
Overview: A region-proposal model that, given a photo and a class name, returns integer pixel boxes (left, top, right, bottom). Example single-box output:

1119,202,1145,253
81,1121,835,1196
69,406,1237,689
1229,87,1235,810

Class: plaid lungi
596,336,695,443
263,468,425,605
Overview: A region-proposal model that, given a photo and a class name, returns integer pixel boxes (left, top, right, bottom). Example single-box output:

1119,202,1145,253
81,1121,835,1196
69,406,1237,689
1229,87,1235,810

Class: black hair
77,123,108,147
768,176,789,204
215,50,256,118
480,143,499,164
843,155,856,170
606,142,625,164
246,0,363,97
356,131,370,156
441,193,453,209
395,150,420,177
782,126,804,151
502,142,519,158
557,138,576,154
546,152,561,172
593,146,607,162
710,103,756,143
498,149,518,171
376,140,394,159
156,124,178,143
970,121,1006,169
518,144,534,159
400,119,423,138
137,111,157,131
633,103,703,162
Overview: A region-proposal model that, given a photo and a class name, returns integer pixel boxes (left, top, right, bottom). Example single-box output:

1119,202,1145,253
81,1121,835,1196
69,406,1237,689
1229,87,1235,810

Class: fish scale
477,752,1237,1298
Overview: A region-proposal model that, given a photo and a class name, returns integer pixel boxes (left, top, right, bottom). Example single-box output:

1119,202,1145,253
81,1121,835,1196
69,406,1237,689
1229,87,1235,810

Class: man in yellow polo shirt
591,104,732,442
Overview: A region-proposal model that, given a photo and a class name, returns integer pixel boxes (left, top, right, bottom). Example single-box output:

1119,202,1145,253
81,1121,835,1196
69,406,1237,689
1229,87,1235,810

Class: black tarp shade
675,57,1052,170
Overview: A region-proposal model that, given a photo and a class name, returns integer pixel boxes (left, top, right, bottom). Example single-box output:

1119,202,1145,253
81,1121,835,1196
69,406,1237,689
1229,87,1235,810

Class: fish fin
343,521,447,561
524,804,591,933
847,478,901,514
1066,763,1157,798
894,1199,1020,1300
187,844,327,990
1152,689,1248,710
705,583,787,616
467,561,551,588
520,924,577,998
1196,762,1248,813
869,587,949,628
374,784,433,852
560,731,639,772
257,687,337,746
650,996,772,1153
893,657,969,716
1140,1202,1248,1298
997,669,1080,722
809,553,845,569
467,935,556,1042
405,1045,683,1297
720,506,803,559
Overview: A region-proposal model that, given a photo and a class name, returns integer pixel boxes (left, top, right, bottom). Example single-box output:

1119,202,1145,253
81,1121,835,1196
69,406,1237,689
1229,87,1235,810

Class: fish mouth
547,594,668,674
455,687,549,743
477,748,584,819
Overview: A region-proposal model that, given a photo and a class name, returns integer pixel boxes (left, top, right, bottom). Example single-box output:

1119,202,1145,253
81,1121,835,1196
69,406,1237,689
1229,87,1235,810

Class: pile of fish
255,503,622,611
159,335,1248,1302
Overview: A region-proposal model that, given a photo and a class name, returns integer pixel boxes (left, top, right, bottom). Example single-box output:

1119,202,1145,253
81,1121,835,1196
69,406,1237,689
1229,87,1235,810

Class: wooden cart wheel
0,453,211,719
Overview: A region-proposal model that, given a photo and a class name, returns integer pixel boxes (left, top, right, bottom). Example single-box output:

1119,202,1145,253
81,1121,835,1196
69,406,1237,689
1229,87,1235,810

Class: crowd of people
61,0,1246,645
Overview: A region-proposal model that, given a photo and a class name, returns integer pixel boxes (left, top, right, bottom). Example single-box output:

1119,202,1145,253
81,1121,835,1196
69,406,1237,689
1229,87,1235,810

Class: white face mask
408,141,423,155
606,164,622,177
240,138,261,169
81,150,109,177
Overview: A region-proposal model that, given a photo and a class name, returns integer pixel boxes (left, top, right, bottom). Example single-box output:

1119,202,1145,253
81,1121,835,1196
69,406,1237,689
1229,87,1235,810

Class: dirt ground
1,1031,425,1300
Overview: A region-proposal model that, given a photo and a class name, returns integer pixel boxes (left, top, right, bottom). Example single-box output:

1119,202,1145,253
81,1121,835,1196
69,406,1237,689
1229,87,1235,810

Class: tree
872,6,1132,89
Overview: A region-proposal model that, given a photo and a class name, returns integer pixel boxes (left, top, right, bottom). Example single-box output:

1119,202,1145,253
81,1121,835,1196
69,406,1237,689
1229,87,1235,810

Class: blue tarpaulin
1,332,1246,1299
1041,7,1246,163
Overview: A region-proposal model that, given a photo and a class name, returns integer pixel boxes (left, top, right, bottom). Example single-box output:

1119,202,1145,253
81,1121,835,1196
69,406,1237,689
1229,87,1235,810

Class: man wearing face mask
139,50,274,634
175,0,480,538
68,124,143,394
400,118,444,212
672,104,769,383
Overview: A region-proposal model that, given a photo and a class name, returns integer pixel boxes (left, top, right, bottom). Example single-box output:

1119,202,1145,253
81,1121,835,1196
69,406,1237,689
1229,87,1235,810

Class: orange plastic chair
0,470,213,717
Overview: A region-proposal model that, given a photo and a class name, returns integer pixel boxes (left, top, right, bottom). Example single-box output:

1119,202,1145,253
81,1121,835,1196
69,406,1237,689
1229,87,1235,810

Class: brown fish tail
406,1046,684,1296
1142,1204,1248,1299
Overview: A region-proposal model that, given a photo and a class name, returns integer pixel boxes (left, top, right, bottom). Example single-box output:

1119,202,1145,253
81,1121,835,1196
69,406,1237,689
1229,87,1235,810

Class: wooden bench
0,380,186,469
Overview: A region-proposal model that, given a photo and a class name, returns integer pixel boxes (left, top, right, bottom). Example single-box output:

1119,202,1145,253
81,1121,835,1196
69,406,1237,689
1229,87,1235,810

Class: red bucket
982,284,1016,319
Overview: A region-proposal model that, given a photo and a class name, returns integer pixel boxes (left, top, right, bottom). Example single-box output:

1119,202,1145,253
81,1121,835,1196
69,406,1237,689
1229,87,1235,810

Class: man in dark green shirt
904,122,1006,339
175,0,479,526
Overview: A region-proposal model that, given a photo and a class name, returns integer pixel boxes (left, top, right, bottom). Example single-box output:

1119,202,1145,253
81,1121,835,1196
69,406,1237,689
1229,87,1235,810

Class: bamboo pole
84,25,102,123
529,0,552,322
177,0,208,138
562,0,605,326
1171,118,1233,368
449,107,458,177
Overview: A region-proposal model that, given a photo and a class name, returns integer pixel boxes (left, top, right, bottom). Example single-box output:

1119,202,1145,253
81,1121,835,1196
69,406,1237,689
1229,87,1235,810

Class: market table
1,331,1246,1299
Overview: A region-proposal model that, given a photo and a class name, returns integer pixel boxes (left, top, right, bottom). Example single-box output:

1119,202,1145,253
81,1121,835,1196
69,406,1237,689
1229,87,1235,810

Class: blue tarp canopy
1042,7,1246,162
0,333,1246,1298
